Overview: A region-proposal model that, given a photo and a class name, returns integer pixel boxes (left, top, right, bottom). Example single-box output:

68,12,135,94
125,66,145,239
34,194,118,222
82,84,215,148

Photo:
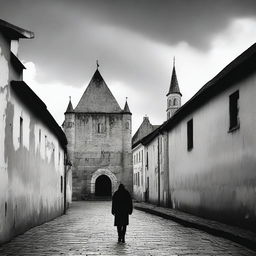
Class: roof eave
0,19,34,39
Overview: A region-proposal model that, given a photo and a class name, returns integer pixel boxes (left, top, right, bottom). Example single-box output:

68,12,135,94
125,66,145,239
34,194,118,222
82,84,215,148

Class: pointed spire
91,69,104,84
65,96,74,113
167,58,182,96
123,97,131,113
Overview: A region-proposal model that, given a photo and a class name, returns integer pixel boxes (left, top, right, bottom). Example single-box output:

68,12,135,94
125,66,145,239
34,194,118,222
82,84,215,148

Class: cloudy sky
1,0,256,133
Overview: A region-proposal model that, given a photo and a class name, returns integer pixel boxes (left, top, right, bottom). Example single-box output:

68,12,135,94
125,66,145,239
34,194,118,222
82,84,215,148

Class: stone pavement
0,201,255,256
134,202,256,251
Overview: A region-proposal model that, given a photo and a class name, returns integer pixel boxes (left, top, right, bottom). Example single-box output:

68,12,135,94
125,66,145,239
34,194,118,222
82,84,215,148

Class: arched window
173,98,177,106
168,99,172,107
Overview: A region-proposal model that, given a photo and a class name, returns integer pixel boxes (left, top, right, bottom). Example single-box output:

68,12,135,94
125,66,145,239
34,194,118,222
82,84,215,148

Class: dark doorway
95,175,112,196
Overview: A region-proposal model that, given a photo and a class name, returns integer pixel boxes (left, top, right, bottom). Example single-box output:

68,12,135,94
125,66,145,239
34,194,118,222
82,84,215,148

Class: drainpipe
157,136,160,206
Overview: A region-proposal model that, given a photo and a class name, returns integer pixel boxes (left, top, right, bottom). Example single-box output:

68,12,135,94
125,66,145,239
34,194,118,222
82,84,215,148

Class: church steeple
167,57,182,96
166,58,182,120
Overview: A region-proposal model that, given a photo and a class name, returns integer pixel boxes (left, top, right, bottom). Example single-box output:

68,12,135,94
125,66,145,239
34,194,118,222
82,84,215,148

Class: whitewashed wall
133,144,145,201
0,33,66,244
168,72,256,228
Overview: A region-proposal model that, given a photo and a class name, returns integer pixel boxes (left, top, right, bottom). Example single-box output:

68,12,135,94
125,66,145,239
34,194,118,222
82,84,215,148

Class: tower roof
132,116,159,146
123,99,131,113
75,69,122,113
65,97,74,113
167,64,182,96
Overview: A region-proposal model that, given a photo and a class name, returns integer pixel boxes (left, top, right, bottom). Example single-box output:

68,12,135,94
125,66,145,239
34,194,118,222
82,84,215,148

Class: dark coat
112,186,133,226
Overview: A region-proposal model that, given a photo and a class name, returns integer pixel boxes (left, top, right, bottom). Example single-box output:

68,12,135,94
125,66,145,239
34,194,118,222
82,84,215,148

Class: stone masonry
63,69,133,199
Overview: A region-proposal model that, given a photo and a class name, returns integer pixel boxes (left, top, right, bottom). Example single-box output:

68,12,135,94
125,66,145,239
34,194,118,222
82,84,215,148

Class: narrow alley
0,201,254,256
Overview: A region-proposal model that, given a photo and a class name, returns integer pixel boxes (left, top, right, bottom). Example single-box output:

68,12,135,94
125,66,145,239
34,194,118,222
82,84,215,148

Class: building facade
133,44,256,231
132,116,160,202
0,20,70,244
132,62,180,205
64,69,133,200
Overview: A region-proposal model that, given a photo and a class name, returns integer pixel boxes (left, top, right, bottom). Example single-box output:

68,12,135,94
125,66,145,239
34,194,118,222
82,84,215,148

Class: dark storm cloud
79,0,256,48
0,0,256,87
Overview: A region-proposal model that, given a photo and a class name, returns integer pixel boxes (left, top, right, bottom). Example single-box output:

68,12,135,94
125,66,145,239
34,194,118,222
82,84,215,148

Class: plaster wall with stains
168,72,256,230
0,31,65,244
145,133,169,206
133,144,145,201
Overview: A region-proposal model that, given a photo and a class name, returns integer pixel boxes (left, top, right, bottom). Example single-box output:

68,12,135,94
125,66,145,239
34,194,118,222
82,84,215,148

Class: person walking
112,184,133,243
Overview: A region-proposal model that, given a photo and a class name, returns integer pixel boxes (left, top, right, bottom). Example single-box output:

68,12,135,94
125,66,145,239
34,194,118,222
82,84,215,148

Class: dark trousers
117,225,126,239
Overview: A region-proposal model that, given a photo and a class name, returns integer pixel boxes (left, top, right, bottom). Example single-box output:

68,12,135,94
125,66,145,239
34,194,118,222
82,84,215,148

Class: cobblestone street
0,201,255,256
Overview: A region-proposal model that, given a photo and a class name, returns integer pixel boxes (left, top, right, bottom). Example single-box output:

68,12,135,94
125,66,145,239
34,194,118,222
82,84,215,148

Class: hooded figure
112,184,133,243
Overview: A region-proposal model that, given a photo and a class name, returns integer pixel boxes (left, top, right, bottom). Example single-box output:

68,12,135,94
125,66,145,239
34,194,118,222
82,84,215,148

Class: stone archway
95,175,112,196
91,169,117,195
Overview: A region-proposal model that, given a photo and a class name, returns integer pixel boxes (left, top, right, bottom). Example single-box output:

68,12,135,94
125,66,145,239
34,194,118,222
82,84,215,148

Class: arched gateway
91,169,117,196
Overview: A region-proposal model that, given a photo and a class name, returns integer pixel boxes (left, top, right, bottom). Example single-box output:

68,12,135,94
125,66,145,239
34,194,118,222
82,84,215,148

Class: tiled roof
132,116,160,148
75,70,122,113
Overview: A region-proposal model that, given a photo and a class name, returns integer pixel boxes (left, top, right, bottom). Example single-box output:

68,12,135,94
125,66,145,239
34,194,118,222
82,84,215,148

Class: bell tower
166,58,182,119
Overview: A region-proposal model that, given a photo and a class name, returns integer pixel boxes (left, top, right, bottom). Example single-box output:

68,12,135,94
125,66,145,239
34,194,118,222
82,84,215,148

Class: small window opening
19,117,23,146
229,90,239,131
61,176,63,193
187,119,193,151
5,202,7,217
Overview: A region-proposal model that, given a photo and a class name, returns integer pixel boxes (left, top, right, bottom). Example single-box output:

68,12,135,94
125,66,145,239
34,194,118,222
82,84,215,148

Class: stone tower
166,59,182,119
64,69,132,200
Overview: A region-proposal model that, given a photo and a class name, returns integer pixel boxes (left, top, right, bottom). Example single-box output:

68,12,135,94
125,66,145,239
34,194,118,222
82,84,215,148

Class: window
168,99,171,107
187,119,193,151
61,176,63,193
126,121,130,129
97,123,103,133
138,173,140,186
19,117,23,146
146,152,148,169
167,112,170,119
173,98,177,106
39,129,41,144
229,90,239,131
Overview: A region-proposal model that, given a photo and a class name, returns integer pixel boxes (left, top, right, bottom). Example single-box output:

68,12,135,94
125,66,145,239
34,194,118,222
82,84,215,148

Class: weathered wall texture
133,144,145,201
168,74,256,229
66,112,132,199
145,134,169,206
64,70,132,200
0,31,66,244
